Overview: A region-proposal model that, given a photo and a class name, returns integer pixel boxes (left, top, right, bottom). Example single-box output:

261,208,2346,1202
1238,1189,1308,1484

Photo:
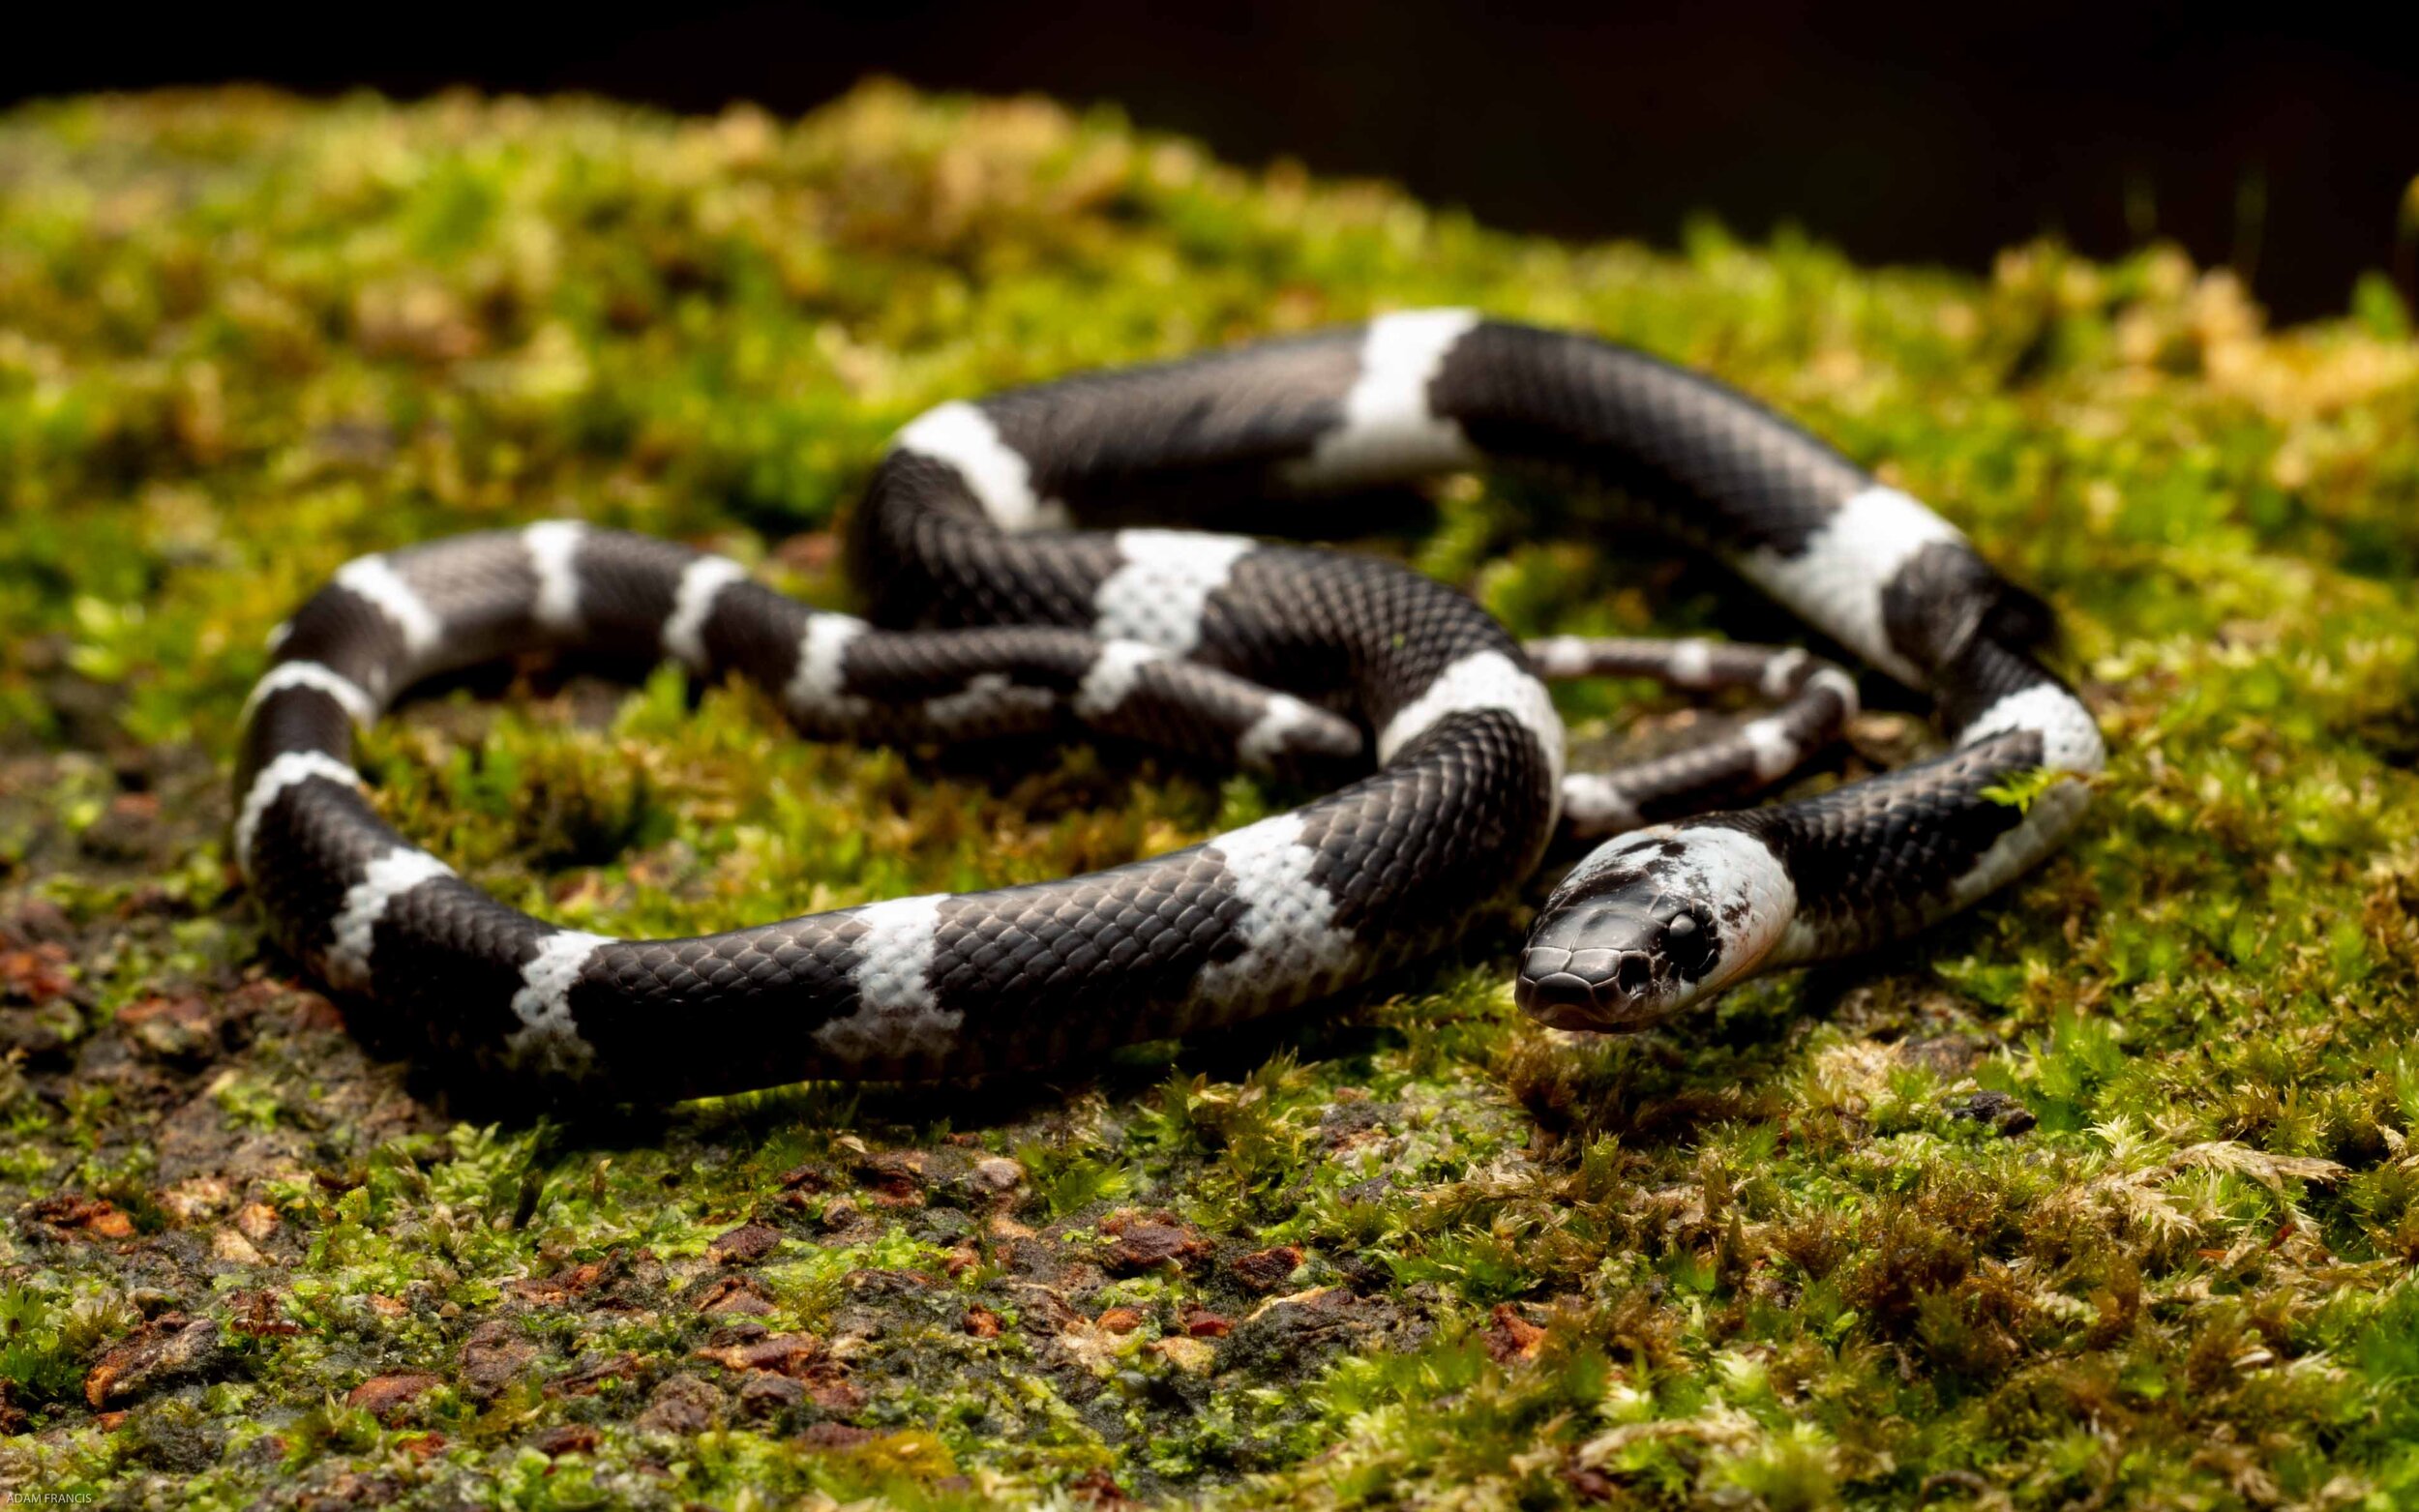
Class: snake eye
1660,908,1717,976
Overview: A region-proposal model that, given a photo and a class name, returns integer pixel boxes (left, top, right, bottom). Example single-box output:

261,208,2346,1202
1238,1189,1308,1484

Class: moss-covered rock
1,82,2417,1509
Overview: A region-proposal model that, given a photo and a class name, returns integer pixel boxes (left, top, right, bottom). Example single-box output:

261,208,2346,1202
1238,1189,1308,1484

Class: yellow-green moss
1,83,2418,1510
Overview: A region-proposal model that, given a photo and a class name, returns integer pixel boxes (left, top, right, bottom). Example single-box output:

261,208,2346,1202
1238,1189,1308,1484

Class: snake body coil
235,313,2102,1098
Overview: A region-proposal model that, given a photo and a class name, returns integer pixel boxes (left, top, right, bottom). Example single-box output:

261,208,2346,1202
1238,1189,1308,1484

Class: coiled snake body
235,313,2102,1098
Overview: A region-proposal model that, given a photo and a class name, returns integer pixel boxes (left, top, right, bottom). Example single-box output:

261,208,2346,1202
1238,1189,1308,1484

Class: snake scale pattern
234,312,2104,1099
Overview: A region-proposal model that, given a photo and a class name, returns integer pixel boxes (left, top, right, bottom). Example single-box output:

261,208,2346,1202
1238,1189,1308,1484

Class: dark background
9,2,2415,324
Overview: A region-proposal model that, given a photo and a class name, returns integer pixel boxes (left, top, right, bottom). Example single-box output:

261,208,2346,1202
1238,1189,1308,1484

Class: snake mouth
1514,943,1670,1031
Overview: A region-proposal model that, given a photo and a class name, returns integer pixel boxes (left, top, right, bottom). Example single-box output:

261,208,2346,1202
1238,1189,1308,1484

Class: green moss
0,81,2416,1509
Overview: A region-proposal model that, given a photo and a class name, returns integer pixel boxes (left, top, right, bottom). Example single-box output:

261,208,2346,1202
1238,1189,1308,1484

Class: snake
233,312,2103,1099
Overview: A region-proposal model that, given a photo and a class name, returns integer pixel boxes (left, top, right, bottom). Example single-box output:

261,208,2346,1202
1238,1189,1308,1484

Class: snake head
1515,824,1798,1030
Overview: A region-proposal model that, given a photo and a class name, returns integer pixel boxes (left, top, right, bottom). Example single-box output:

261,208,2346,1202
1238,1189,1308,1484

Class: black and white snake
234,313,2103,1098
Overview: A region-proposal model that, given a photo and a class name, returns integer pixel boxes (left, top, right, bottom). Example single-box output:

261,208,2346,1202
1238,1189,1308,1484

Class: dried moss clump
2,84,2418,1510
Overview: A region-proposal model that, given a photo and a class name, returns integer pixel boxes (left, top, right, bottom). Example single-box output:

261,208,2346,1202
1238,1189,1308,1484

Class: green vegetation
2,83,2418,1509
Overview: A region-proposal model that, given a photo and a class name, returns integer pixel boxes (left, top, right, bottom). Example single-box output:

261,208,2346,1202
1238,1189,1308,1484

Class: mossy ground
1,84,2417,1510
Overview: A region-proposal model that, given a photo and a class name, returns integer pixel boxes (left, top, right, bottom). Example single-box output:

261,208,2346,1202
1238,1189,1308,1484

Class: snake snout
1514,901,1691,1030
1515,940,1661,1029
